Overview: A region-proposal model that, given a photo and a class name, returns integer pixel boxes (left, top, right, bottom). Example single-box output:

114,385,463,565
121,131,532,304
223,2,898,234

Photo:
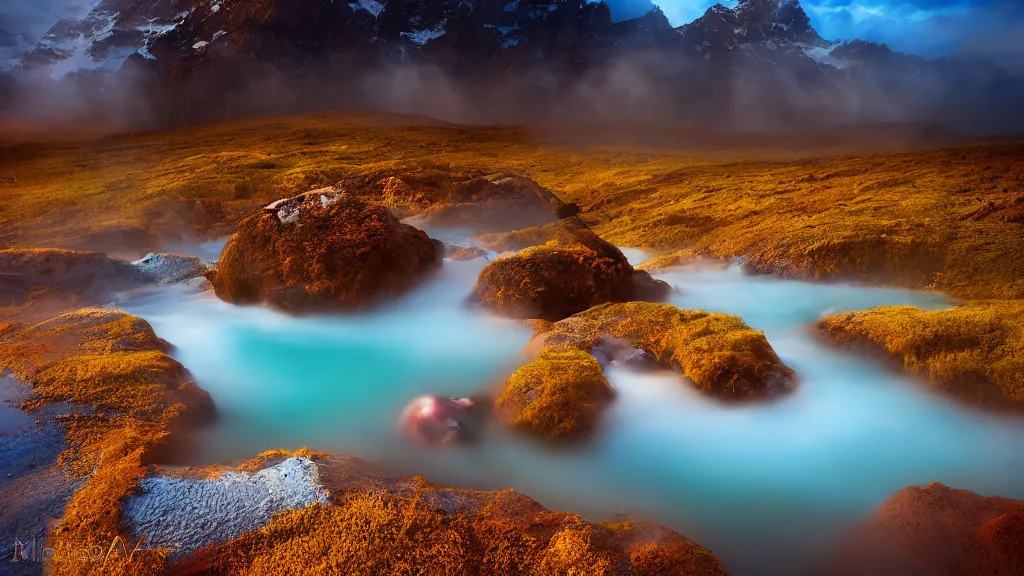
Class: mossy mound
209,189,442,312
818,301,1024,410
407,173,575,234
473,220,670,321
496,346,615,441
173,454,728,576
536,302,796,401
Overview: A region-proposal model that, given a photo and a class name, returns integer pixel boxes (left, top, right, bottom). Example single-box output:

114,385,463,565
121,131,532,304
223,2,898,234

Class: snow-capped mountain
2,0,1022,133
8,0,838,78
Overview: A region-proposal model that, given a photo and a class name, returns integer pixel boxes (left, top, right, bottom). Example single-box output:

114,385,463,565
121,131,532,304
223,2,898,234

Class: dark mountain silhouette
2,0,1022,134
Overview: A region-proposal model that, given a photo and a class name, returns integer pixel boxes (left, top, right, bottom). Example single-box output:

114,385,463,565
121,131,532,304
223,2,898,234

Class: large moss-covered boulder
535,302,797,401
208,189,442,312
496,346,615,442
473,220,670,321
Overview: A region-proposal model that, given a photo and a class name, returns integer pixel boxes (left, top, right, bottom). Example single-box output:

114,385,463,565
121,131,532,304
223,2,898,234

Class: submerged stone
398,395,487,446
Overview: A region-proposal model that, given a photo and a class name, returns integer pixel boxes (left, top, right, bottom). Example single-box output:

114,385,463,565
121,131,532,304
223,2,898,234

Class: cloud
0,1,97,38
0,0,99,64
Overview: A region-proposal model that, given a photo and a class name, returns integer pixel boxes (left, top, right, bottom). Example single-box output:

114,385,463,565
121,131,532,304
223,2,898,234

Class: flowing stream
118,253,1024,576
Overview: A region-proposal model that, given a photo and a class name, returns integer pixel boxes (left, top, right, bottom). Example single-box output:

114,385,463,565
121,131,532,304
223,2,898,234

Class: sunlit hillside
1,113,1022,299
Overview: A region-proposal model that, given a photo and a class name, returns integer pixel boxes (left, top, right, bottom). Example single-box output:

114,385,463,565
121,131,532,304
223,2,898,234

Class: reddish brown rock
208,189,442,312
824,483,1024,576
473,220,671,321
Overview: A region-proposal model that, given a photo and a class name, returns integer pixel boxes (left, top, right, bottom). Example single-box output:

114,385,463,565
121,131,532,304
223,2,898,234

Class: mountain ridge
2,0,1022,134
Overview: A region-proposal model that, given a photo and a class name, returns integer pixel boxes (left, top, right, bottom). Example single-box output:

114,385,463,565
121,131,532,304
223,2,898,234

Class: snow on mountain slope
10,0,191,76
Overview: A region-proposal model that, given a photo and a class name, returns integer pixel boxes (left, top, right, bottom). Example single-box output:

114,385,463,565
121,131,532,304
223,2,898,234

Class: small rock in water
591,336,658,370
443,243,487,261
399,395,487,446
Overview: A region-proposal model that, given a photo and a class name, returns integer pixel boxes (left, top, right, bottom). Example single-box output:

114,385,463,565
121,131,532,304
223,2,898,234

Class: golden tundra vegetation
1,112,1023,573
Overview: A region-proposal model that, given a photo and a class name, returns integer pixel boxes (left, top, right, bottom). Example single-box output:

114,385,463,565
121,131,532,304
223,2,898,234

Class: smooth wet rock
399,395,486,445
591,335,659,370
123,456,329,555
632,269,673,302
133,252,208,284
209,188,442,312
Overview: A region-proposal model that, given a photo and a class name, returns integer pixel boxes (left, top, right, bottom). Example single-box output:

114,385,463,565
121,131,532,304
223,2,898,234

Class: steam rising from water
119,259,1024,576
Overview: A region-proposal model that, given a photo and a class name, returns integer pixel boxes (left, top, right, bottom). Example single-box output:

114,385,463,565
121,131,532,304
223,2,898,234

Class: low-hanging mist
118,253,1024,576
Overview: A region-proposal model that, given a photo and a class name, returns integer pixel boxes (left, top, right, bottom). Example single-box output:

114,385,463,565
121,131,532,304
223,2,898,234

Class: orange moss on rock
535,302,796,401
0,308,213,575
172,474,728,576
817,301,1024,410
473,219,669,321
495,346,615,442
209,189,442,312
2,114,1022,300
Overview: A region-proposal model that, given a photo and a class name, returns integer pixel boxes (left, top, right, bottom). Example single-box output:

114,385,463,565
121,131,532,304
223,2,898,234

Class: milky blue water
119,258,1024,576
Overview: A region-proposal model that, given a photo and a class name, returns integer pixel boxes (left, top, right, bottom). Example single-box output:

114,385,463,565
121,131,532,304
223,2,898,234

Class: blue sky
604,0,1024,56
